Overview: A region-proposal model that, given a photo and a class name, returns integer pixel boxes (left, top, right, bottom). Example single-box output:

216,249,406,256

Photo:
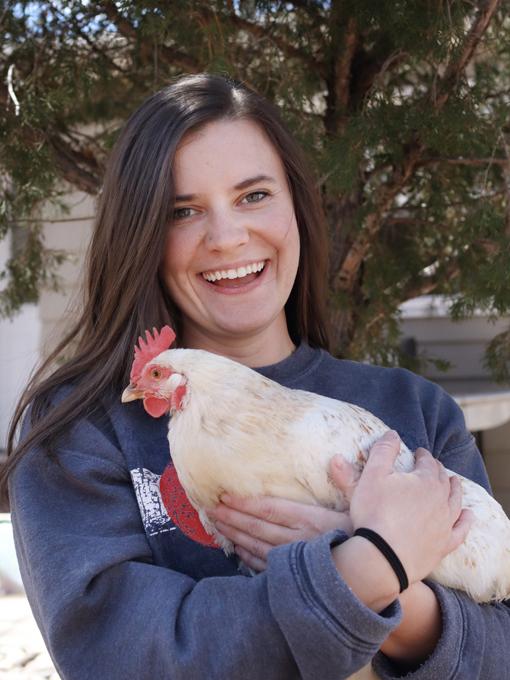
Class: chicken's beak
121,384,144,403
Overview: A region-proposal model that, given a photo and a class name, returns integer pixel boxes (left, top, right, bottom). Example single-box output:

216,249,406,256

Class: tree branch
401,262,461,301
333,141,424,293
434,0,502,110
95,1,201,72
46,136,102,194
324,2,357,133
501,135,510,236
418,156,508,167
400,235,503,300
334,16,357,113
353,49,408,109
0,82,102,194
332,0,501,295
67,13,129,75
202,6,324,77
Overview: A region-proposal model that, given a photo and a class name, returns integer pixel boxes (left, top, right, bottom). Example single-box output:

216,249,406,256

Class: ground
0,595,58,679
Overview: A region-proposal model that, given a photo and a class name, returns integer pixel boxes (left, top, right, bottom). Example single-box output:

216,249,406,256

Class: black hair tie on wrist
353,527,409,593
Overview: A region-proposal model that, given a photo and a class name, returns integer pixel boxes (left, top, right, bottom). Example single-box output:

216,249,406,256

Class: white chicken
122,326,510,603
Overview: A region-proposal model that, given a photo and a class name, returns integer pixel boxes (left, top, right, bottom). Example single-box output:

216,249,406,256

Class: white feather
149,348,510,603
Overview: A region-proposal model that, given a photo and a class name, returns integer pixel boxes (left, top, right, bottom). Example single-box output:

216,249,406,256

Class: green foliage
1,0,510,382
0,223,66,316
485,329,510,384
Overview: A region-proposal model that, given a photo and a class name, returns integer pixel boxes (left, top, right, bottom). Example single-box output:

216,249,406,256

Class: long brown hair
0,73,330,501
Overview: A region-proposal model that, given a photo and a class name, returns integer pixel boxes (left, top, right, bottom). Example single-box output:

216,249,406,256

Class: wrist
332,536,400,613
353,527,409,593
380,582,441,665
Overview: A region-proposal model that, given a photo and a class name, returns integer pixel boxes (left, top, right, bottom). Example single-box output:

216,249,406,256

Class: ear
143,396,170,418
170,384,187,411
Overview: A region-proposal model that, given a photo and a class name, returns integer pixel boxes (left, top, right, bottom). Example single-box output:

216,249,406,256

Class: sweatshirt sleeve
373,399,510,680
376,579,510,680
9,413,401,680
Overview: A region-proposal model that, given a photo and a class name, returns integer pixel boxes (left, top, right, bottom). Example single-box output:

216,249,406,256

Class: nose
204,209,249,252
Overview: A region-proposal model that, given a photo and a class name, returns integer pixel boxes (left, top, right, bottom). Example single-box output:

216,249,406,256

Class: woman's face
163,118,300,357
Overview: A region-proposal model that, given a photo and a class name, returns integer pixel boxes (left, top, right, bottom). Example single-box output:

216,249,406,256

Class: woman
2,74,508,679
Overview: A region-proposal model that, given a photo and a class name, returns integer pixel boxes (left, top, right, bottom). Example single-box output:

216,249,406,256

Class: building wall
0,234,41,450
400,297,510,515
0,191,93,451
399,297,509,384
39,191,95,359
482,422,510,513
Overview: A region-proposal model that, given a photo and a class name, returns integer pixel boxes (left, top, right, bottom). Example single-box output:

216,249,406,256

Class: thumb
364,430,402,476
329,455,359,502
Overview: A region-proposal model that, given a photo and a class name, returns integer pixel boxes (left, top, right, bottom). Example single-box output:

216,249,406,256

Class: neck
181,321,296,368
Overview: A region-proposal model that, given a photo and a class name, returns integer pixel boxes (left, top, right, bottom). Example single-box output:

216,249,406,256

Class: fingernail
385,430,400,441
220,493,232,503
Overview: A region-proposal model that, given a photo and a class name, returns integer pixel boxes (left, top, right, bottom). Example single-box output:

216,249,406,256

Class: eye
150,368,162,379
173,206,198,221
241,191,269,204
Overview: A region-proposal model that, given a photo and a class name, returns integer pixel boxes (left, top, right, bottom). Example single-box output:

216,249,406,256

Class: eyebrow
174,174,277,203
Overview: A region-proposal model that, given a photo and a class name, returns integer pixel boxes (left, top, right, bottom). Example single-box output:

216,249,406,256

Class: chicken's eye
150,368,162,379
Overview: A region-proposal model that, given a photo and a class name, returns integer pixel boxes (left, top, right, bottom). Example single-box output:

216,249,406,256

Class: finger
438,460,450,483
220,494,318,530
329,455,359,501
219,493,276,519
212,505,293,545
445,508,474,554
213,494,355,544
220,494,293,525
214,520,274,559
447,475,464,522
414,448,440,475
212,504,284,545
363,430,402,476
234,545,267,573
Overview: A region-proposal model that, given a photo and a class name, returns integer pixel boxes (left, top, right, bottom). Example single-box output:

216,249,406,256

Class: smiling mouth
201,260,266,287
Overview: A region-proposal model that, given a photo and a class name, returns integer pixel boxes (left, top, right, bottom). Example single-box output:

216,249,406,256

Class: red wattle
159,464,219,548
143,397,170,418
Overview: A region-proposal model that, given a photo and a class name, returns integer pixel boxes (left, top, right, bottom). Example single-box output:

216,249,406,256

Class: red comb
130,326,176,382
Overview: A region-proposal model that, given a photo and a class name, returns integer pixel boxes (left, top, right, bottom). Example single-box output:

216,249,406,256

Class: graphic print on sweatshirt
130,464,218,547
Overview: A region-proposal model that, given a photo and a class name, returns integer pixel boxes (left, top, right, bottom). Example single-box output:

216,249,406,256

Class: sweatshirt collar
253,342,322,385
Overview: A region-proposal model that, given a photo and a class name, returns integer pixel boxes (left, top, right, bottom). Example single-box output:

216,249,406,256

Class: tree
1,0,509,379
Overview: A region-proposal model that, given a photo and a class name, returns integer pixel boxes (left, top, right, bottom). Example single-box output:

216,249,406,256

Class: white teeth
202,261,266,282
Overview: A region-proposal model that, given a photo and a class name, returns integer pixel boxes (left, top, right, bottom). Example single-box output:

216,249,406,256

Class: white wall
483,421,510,512
0,233,41,449
400,296,510,515
400,296,510,383
0,191,94,449
38,190,94,359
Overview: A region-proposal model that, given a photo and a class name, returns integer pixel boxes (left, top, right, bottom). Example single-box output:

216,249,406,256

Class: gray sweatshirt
9,343,510,679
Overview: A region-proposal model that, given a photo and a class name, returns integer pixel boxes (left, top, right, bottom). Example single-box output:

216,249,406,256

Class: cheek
270,202,300,249
163,231,183,279
278,213,300,273
162,228,196,291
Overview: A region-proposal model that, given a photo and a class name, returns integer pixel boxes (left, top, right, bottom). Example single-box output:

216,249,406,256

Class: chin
215,311,280,335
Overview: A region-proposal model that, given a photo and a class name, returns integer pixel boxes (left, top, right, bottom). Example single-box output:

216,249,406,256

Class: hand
345,430,473,586
208,486,353,572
